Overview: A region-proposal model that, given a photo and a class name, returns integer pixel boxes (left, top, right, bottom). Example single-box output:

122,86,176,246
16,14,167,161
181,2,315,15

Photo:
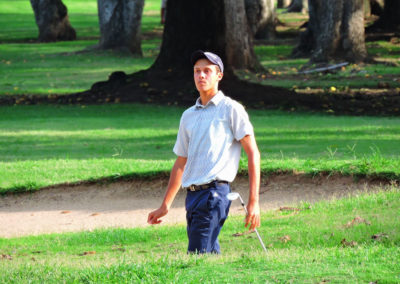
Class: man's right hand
147,205,169,225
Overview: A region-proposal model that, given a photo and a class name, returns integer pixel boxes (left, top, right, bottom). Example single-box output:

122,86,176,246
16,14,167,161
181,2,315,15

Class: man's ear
218,72,223,81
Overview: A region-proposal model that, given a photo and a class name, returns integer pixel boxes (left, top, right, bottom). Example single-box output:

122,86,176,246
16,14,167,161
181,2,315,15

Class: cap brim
190,50,207,66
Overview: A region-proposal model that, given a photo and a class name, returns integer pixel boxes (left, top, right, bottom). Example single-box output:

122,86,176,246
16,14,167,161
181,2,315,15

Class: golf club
227,192,268,253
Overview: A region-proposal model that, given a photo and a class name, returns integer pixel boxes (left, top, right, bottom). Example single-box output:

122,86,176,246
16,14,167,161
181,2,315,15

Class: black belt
185,181,229,192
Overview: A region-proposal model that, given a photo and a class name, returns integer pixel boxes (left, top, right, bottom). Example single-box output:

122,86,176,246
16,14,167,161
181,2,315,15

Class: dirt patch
1,67,399,116
0,174,393,238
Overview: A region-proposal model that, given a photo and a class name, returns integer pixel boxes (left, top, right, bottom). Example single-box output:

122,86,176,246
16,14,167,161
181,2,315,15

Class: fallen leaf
1,254,12,260
79,251,96,256
341,238,357,247
232,231,254,237
279,206,300,212
279,235,291,243
61,210,71,214
371,233,388,241
112,247,126,252
345,216,371,228
90,213,100,217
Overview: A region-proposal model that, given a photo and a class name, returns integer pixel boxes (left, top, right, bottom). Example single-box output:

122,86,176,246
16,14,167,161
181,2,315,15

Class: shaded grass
253,42,400,90
1,104,400,192
0,0,161,95
0,188,399,282
1,0,399,96
0,40,158,95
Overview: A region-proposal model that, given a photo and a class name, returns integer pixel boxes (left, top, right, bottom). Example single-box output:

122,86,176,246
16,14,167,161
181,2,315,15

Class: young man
147,50,261,254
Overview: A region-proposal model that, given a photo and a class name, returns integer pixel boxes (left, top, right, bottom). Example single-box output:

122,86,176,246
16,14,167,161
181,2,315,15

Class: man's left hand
245,201,261,231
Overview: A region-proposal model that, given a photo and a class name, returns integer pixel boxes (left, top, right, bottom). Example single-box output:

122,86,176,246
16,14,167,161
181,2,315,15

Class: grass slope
0,188,399,282
1,104,400,193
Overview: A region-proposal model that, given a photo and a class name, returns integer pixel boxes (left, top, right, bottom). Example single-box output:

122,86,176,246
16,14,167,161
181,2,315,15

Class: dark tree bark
153,0,261,74
30,0,76,42
369,0,384,16
85,0,295,110
277,0,291,8
368,0,400,31
245,0,276,40
31,0,397,115
365,0,385,17
287,0,308,13
292,0,367,63
97,0,144,55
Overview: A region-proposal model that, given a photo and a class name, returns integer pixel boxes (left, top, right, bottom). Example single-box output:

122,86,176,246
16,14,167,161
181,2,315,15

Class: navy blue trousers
185,182,231,254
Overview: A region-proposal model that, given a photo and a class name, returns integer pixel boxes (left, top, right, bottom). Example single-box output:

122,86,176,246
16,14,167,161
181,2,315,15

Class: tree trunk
153,0,261,74
97,0,144,55
287,0,308,13
30,0,76,42
85,0,295,110
277,0,291,8
292,0,367,63
245,0,276,40
364,0,371,17
382,0,400,28
369,0,384,16
370,0,400,30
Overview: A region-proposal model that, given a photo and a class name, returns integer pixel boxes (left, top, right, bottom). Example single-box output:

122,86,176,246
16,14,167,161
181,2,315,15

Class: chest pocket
210,117,232,140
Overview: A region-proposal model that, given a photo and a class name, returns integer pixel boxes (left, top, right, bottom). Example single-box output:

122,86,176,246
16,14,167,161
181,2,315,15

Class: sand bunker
0,174,391,238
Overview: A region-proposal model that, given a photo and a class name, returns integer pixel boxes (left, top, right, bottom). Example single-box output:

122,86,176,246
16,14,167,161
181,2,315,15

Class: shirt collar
195,91,224,109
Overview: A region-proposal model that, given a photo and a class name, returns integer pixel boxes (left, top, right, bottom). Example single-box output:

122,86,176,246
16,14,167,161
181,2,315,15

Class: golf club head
226,192,240,201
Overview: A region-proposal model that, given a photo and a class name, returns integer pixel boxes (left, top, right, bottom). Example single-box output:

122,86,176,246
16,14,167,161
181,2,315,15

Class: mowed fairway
1,104,400,192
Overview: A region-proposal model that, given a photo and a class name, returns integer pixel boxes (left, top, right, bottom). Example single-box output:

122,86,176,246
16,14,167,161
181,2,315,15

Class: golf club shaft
254,229,268,253
240,202,268,253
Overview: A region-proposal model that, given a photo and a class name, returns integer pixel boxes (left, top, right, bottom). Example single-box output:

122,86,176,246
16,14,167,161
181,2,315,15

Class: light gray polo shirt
173,91,254,187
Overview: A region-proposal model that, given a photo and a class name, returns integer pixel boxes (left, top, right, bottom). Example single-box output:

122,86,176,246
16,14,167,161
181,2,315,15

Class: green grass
1,104,399,193
0,0,161,41
1,187,399,282
0,0,162,95
253,43,400,90
1,0,399,96
0,40,158,95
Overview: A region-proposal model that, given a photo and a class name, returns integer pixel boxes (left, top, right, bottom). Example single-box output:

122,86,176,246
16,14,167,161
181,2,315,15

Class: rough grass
0,187,399,282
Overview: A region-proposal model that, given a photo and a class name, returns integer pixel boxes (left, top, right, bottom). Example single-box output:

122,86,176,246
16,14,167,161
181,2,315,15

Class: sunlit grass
0,188,399,282
0,104,399,192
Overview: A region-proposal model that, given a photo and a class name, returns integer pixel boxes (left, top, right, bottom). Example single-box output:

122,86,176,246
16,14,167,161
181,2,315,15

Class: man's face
193,58,223,93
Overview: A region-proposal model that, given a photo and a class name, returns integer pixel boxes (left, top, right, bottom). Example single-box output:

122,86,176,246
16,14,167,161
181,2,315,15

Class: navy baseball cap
191,50,224,73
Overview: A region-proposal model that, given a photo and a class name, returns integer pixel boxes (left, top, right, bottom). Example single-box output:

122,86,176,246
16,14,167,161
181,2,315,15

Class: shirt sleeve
173,115,189,157
230,102,254,141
